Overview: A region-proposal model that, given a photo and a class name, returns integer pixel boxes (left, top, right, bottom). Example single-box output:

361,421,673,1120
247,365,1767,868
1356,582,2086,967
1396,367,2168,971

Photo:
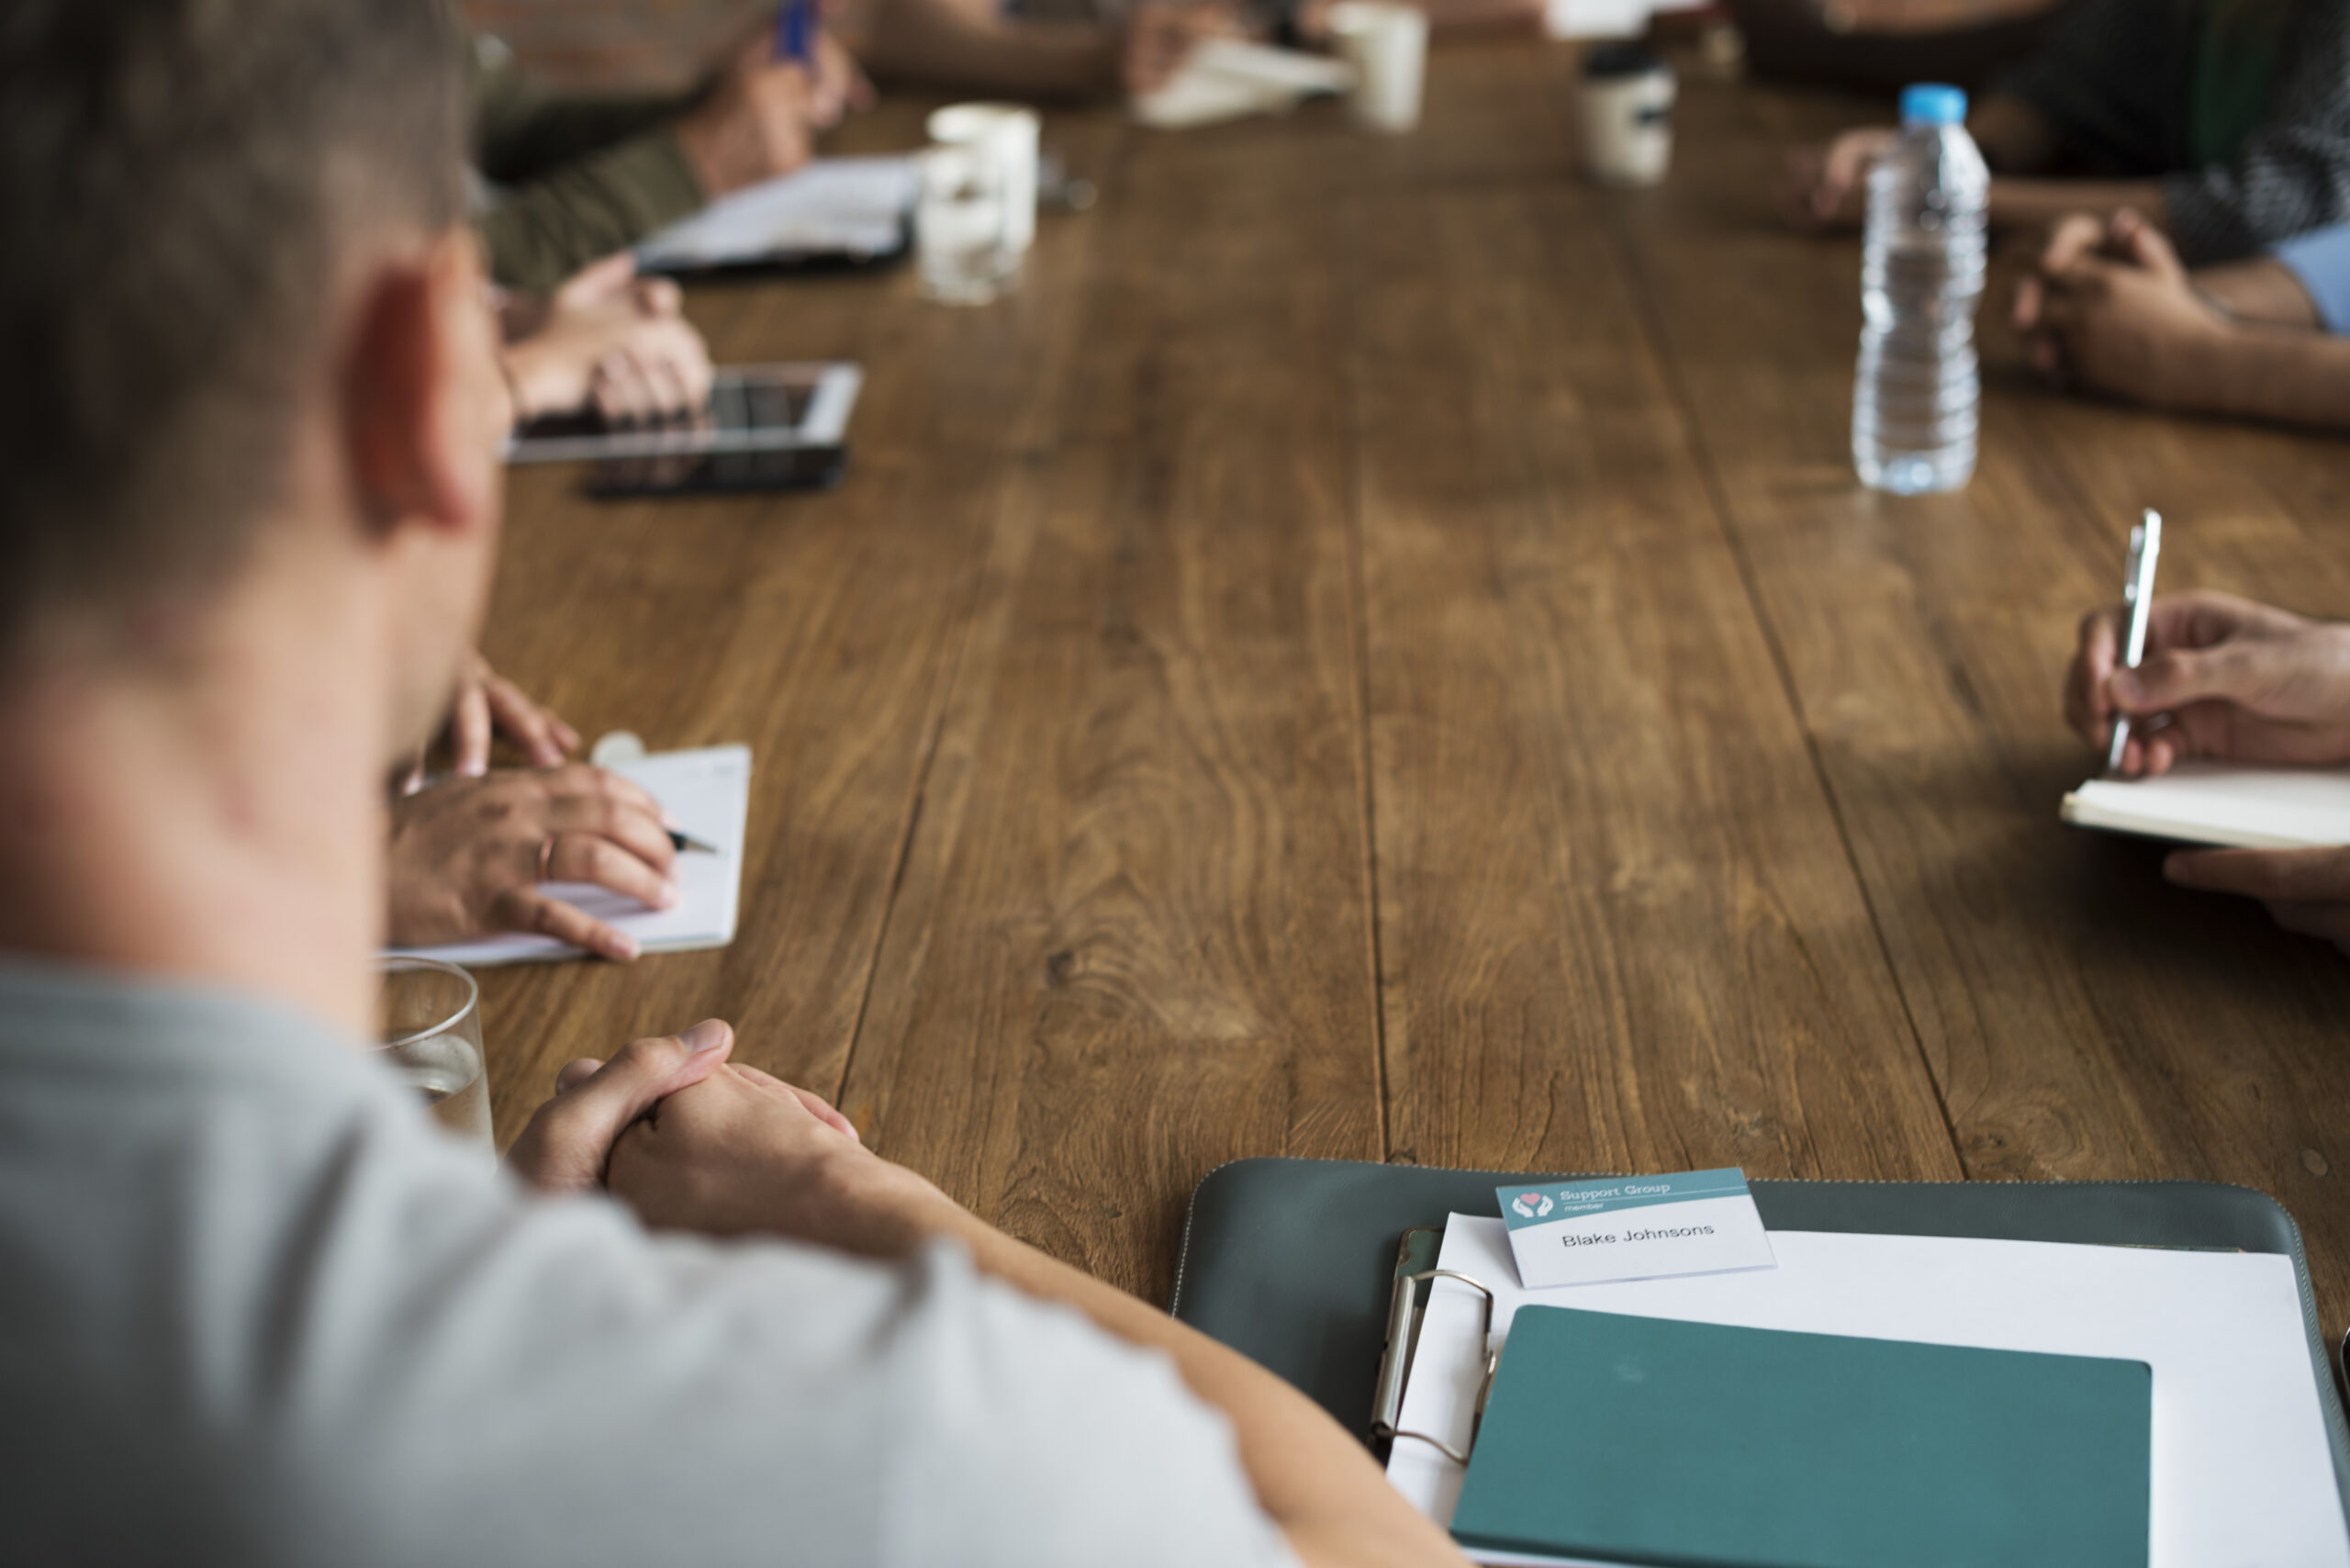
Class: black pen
668,830,721,855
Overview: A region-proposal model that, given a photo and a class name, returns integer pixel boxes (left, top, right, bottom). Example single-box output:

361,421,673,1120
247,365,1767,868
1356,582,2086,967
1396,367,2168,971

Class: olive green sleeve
479,130,708,291
469,39,710,290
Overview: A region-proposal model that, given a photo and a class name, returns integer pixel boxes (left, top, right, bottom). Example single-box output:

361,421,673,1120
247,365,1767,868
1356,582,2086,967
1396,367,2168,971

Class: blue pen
773,0,811,62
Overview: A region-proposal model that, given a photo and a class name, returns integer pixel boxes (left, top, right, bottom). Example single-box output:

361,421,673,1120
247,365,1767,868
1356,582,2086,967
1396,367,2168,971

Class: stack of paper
2061,759,2350,848
388,745,752,968
634,157,916,273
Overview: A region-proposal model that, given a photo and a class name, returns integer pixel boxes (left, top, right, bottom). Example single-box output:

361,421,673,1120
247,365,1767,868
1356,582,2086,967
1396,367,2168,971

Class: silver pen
2106,509,2164,776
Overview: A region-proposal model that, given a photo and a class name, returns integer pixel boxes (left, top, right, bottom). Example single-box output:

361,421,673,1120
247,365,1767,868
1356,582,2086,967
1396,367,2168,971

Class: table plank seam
1601,217,1971,1180
1337,213,1396,1169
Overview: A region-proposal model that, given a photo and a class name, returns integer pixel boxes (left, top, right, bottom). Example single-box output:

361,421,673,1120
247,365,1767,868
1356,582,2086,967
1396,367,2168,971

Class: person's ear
342,228,504,546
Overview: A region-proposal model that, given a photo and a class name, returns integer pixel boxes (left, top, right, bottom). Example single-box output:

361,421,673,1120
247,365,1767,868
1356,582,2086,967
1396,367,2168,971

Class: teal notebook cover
1450,1306,2151,1568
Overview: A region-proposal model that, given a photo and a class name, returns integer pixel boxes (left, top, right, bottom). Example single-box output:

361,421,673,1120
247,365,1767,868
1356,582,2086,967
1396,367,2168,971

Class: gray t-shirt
0,960,1298,1568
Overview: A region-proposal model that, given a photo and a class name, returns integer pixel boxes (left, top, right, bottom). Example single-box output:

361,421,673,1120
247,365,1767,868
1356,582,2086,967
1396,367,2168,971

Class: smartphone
504,362,862,498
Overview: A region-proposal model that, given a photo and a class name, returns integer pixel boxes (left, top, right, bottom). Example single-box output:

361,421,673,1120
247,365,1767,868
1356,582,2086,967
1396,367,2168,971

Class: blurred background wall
460,0,772,91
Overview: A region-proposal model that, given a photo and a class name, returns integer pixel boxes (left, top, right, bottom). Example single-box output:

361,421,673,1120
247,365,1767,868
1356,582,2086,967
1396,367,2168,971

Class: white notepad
2060,760,2350,848
634,157,915,271
389,745,752,968
1133,39,1354,129
1388,1215,2350,1568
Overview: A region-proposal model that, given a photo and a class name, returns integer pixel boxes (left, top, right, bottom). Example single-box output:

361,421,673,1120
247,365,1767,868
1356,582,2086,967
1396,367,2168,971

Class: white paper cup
926,103,1039,255
1577,45,1674,186
1326,2,1428,135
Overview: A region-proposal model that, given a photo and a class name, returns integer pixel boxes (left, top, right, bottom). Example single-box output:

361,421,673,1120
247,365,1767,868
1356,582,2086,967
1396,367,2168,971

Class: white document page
1134,39,1354,129
634,157,916,270
388,745,751,969
2062,759,2350,849
1387,1215,2349,1568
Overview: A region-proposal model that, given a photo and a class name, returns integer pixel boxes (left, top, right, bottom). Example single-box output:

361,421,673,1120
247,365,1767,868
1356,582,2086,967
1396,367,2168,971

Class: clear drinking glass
375,956,494,1160
917,146,1013,306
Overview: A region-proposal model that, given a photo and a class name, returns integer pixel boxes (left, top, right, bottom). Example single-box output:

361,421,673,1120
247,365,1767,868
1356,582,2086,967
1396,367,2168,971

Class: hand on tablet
2064,591,2350,776
499,254,714,430
386,765,679,962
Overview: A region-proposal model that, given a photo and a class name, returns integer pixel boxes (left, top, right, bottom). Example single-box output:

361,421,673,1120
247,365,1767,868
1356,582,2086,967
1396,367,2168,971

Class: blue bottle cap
1899,84,1968,127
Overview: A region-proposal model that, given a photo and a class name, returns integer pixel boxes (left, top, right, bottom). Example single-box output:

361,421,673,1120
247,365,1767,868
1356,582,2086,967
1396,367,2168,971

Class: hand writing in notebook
2065,588,2350,954
386,765,679,963
2065,590,2350,778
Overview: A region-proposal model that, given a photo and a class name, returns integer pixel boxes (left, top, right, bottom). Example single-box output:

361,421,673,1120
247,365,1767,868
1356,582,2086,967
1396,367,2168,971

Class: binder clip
1370,1226,1499,1465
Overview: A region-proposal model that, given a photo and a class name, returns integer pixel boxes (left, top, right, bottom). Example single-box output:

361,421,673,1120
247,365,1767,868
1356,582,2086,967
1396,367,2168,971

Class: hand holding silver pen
2065,532,2350,778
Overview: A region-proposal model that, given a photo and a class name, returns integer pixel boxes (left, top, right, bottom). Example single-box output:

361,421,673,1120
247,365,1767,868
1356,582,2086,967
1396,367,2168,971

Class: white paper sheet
2062,759,2350,849
388,745,751,968
634,157,915,270
1540,0,1704,39
1387,1215,2350,1568
1132,39,1354,129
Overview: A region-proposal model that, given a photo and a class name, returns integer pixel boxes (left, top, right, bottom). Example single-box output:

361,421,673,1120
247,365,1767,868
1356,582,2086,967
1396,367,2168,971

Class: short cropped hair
0,0,465,661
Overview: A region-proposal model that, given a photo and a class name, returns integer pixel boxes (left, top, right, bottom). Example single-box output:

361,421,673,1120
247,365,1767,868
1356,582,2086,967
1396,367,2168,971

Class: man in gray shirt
0,6,1465,1567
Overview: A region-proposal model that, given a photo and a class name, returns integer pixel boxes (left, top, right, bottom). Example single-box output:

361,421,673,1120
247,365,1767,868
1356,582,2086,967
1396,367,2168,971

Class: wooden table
480,41,2350,1341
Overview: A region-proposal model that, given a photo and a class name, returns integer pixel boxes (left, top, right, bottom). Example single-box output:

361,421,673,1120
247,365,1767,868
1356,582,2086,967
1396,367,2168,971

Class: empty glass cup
375,956,494,1160
917,146,1014,306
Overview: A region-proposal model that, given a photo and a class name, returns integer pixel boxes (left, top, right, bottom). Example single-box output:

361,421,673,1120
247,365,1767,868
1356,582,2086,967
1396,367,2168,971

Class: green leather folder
1166,1159,2350,1538
1451,1305,2150,1568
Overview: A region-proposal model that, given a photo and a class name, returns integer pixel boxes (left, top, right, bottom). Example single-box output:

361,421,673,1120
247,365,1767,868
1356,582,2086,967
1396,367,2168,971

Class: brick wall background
460,0,774,91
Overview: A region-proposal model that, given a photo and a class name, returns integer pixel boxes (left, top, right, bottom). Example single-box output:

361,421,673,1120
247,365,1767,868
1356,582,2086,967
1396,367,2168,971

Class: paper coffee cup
1326,2,1428,135
1577,42,1674,186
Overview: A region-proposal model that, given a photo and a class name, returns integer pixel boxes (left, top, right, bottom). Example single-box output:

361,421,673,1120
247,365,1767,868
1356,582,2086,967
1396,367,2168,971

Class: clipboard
1167,1157,2350,1525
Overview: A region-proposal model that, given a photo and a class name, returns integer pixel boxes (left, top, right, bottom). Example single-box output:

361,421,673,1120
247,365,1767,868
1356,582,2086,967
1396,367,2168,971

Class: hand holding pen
671,6,834,199
2065,582,2350,778
2062,578,2350,957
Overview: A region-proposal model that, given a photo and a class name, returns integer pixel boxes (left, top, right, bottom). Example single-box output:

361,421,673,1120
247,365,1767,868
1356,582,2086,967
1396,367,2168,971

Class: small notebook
389,745,751,968
1453,1305,2152,1568
634,157,915,274
2060,760,2350,848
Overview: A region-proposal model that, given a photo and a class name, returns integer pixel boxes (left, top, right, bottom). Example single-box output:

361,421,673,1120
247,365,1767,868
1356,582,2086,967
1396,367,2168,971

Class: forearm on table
1990,177,2166,234
929,1204,1466,1568
2195,327,2350,428
1837,0,2060,29
852,0,1117,98
2197,255,2323,330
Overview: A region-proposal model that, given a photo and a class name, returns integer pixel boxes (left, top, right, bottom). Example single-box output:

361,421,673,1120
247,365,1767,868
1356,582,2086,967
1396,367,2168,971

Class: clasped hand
507,1019,962,1260
2066,589,2350,951
2011,209,2232,406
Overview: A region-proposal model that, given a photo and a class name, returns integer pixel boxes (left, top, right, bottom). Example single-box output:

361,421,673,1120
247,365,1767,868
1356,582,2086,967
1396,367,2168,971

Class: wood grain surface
474,48,2350,1332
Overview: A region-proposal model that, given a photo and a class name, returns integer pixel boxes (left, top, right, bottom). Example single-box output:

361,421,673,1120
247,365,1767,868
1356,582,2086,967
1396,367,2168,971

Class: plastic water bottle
1852,84,1988,495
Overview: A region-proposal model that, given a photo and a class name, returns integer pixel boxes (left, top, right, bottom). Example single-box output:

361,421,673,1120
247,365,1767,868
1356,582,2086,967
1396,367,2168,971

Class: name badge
1495,1168,1776,1290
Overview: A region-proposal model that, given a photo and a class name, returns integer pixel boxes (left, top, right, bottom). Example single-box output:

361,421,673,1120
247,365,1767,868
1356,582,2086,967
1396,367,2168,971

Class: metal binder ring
1371,1267,1499,1466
